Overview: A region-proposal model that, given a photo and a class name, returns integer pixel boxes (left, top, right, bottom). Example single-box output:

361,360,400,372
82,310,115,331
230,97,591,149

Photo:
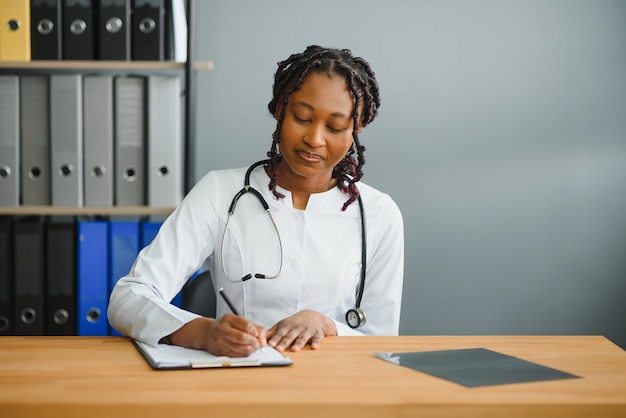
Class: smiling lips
297,150,324,162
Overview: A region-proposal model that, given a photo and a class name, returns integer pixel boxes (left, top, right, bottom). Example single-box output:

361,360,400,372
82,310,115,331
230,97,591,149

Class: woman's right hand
168,314,267,357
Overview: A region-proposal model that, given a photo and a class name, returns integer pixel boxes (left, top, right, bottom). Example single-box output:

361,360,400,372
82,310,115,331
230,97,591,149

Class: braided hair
266,45,381,211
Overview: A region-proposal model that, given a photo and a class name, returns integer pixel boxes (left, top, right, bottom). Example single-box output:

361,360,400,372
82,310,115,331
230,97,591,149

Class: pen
218,287,240,316
218,287,266,352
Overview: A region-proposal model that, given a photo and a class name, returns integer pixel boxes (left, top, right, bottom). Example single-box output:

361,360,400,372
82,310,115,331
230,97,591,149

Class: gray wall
193,0,626,349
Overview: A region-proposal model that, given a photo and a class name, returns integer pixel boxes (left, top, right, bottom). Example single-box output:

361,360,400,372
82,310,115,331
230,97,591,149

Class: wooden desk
0,336,625,418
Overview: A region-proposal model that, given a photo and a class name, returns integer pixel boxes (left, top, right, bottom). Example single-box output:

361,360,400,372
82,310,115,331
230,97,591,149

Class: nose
303,122,325,148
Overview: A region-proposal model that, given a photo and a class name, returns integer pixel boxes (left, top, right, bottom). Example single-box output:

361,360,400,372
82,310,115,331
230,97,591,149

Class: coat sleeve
107,172,225,346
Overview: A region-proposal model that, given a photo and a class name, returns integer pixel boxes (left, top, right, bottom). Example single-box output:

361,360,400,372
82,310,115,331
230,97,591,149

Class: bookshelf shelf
0,60,212,71
0,206,175,216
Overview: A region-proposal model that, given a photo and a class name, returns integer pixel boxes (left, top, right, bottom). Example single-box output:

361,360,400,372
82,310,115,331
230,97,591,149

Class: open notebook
133,340,292,369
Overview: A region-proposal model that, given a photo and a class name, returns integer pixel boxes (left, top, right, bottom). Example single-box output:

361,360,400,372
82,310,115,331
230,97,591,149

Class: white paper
134,340,292,369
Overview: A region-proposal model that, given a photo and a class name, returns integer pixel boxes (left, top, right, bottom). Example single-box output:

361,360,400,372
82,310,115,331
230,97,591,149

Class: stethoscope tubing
220,160,367,327
221,160,283,282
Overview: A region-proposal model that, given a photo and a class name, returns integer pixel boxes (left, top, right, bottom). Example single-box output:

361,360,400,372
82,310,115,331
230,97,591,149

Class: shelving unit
0,1,207,337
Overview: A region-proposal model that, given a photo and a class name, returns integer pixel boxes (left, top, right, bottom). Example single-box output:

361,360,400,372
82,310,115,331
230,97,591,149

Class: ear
273,102,283,120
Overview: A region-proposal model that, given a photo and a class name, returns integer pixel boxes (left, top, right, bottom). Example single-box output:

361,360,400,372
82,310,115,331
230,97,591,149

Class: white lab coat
108,164,404,346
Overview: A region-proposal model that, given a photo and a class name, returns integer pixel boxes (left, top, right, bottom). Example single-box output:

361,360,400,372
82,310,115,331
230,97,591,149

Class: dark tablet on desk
375,347,580,387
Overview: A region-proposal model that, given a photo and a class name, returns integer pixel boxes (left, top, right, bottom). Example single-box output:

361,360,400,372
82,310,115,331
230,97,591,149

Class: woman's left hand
266,309,337,352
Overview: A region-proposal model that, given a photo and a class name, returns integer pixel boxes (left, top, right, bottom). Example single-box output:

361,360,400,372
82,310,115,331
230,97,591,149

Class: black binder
0,218,13,335
131,0,164,60
62,0,94,60
162,0,175,61
13,217,45,335
97,0,130,60
44,218,77,335
31,0,62,60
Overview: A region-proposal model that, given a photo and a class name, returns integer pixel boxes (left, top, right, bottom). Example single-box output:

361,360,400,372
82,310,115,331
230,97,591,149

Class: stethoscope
220,159,368,328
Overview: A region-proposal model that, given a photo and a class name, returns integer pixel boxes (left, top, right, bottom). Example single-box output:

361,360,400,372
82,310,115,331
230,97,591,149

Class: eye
293,114,310,124
327,126,347,134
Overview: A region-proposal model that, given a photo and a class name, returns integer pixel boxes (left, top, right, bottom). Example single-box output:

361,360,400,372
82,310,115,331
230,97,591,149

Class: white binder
84,75,114,206
147,75,182,207
114,76,146,206
50,74,84,207
170,0,187,63
20,75,51,205
0,75,20,206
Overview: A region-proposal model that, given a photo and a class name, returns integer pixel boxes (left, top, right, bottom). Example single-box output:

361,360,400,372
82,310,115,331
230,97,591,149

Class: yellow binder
0,0,31,62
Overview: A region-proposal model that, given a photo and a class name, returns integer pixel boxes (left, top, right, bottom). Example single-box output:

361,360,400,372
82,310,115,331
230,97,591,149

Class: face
276,72,359,188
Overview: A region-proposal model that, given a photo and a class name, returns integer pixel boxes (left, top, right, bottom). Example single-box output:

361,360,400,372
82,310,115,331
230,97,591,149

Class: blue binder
140,220,182,307
109,220,140,335
77,221,109,336
140,220,161,248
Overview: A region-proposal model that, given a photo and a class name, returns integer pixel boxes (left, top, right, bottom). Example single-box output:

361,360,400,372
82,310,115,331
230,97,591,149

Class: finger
289,333,312,352
265,324,277,341
220,341,260,357
228,314,260,337
272,327,306,352
210,328,261,357
217,315,261,348
267,328,292,350
207,327,258,357
309,332,324,350
266,324,284,348
256,325,268,348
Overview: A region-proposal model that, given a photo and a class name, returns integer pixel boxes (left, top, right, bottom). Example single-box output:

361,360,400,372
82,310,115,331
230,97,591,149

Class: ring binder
132,0,164,60
84,75,114,206
114,76,146,206
45,218,77,335
0,76,20,207
50,74,84,207
13,217,45,336
0,218,13,335
0,0,31,61
20,75,51,206
77,220,109,336
97,0,130,60
62,0,93,60
31,0,62,60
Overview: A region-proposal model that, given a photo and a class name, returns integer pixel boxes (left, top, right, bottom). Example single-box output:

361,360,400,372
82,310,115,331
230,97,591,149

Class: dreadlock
266,45,381,211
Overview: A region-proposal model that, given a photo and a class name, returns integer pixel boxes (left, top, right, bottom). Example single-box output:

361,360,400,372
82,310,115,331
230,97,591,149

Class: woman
108,45,404,357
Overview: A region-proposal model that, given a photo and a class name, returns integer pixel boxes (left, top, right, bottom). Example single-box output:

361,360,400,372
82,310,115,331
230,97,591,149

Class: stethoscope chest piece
346,307,366,329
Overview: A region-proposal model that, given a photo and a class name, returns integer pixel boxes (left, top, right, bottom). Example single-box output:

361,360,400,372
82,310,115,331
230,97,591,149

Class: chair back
182,270,216,318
